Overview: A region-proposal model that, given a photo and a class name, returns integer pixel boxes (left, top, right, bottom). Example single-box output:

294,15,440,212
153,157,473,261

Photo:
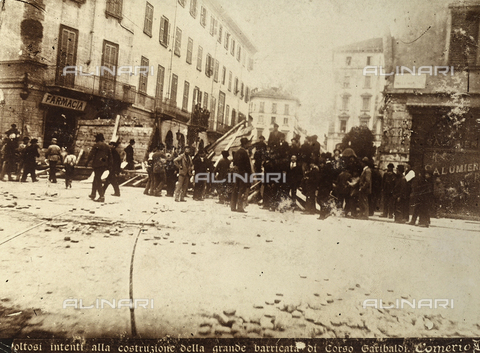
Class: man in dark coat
15,136,29,181
261,149,276,211
0,135,17,181
124,139,135,170
381,163,396,218
103,140,122,197
335,167,352,211
357,157,372,219
214,150,231,204
317,158,334,220
252,136,267,173
393,164,408,223
410,169,434,227
299,136,312,172
174,146,193,202
165,149,178,197
404,163,415,223
369,162,382,216
267,123,281,150
286,155,302,207
193,150,208,201
85,133,112,202
231,137,252,213
303,162,319,214
45,137,62,183
21,138,39,182
289,138,301,159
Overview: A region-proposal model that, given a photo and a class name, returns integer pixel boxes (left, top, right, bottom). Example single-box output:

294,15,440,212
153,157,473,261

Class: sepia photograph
0,0,480,344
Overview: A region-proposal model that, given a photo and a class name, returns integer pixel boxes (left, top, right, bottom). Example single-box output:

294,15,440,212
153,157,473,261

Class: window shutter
57,26,78,87
156,65,165,100
171,74,178,104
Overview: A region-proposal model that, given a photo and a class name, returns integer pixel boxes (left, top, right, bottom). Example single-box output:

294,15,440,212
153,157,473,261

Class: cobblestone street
1,180,479,339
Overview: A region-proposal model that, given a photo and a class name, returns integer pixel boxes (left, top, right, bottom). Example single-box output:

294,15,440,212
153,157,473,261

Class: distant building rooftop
251,87,300,104
335,37,383,53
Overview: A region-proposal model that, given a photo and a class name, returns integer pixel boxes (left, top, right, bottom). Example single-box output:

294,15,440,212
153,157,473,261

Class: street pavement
0,178,479,339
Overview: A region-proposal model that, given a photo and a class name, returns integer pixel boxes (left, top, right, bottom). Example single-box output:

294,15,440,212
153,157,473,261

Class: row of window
257,116,289,126
55,24,247,125
155,16,250,103
142,1,253,71
177,0,250,67
255,102,290,115
345,55,373,66
342,75,372,89
339,116,371,133
105,0,253,71
340,96,371,111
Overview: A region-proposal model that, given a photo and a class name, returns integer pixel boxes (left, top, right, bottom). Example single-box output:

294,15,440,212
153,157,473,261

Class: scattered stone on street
1,181,479,338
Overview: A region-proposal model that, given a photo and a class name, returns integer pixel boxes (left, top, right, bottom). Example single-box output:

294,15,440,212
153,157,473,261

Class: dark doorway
43,107,81,148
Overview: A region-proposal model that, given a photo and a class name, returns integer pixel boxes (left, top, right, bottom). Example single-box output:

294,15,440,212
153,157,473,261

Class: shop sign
42,93,87,111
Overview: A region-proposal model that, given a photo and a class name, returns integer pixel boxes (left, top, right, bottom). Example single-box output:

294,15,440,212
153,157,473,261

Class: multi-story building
380,0,480,215
0,0,256,161
249,88,304,142
327,38,386,152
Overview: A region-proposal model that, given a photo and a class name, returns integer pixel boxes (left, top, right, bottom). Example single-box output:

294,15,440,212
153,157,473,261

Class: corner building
382,0,480,215
327,38,386,153
249,88,305,143
0,0,256,160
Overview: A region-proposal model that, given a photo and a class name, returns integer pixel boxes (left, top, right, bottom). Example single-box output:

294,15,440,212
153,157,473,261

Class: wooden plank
250,181,261,190
111,114,121,142
132,176,148,186
120,175,141,187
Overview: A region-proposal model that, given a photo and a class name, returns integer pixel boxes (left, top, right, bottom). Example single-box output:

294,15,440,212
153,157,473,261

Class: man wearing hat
393,164,408,223
381,163,396,218
311,135,321,159
0,133,17,181
173,145,193,202
5,124,20,139
267,123,281,150
45,137,61,183
214,150,231,204
21,138,40,182
103,139,121,197
124,139,135,170
357,156,372,219
252,135,267,173
15,136,30,181
85,133,112,202
231,137,252,213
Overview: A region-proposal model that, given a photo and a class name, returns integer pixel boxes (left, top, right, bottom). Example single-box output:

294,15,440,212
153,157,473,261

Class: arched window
177,133,185,150
231,109,236,126
165,130,174,149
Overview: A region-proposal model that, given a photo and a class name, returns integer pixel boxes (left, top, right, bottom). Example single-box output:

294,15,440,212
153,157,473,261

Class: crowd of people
140,123,435,226
0,123,435,227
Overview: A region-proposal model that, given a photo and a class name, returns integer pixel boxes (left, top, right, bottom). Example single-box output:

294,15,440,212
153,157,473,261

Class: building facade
249,88,304,143
382,0,480,215
327,38,386,153
0,0,256,161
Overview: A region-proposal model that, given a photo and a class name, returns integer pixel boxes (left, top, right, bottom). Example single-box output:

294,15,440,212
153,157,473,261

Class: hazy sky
216,0,412,136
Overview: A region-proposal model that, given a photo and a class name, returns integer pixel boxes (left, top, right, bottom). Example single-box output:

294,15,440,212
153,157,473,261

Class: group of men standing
0,124,45,183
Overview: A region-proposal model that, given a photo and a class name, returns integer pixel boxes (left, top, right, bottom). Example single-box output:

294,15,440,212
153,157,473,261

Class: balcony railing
190,104,210,131
155,98,191,123
46,68,155,110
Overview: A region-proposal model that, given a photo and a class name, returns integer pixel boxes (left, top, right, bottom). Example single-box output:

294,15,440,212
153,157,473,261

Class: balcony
47,68,139,105
190,104,210,131
135,92,155,110
155,98,191,123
